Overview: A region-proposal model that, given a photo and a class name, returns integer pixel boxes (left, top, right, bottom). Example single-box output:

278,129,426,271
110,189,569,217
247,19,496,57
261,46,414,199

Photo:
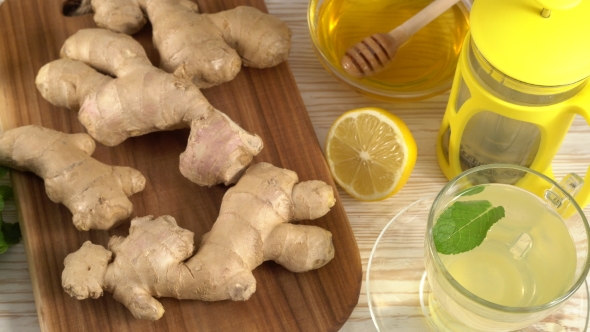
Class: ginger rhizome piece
69,0,292,88
36,28,262,186
62,162,336,320
0,125,145,230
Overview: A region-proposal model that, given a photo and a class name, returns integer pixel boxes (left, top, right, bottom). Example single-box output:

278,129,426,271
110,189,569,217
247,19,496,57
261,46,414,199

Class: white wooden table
1,0,590,331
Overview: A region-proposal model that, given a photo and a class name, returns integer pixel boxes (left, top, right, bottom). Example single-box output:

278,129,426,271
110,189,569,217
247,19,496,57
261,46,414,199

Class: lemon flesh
325,108,416,201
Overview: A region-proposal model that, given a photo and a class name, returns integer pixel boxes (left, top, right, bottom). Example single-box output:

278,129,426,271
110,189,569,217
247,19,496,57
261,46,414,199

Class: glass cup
424,164,590,331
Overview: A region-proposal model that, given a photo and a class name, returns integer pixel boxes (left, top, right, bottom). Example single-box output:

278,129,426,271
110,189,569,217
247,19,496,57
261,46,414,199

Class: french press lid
471,0,590,87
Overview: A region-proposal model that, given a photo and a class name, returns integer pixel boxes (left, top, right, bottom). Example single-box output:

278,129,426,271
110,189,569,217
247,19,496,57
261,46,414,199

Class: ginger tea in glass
424,164,590,331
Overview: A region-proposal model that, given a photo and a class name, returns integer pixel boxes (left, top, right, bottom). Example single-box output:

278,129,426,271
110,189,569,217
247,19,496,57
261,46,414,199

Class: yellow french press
437,0,590,208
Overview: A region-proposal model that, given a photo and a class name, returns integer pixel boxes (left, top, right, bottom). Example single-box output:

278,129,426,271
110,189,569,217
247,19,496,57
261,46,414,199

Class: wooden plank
0,0,362,331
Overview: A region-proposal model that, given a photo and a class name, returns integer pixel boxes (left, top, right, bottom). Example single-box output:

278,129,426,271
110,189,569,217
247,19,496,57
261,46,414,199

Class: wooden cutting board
0,0,362,331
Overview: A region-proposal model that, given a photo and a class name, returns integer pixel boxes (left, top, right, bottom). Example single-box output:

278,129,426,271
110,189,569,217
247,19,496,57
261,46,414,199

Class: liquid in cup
424,165,590,331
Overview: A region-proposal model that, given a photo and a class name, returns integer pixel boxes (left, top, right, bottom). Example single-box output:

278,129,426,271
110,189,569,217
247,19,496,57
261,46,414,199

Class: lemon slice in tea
325,107,417,201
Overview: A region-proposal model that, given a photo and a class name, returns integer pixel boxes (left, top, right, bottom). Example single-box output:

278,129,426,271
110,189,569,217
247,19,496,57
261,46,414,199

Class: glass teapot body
437,33,590,208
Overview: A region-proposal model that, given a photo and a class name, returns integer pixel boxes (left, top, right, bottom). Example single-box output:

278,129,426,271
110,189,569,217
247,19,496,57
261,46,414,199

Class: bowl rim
307,0,473,101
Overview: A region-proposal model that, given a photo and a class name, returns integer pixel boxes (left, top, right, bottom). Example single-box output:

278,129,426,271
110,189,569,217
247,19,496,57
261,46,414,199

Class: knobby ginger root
36,28,262,186
62,162,336,320
0,125,145,230
68,0,292,88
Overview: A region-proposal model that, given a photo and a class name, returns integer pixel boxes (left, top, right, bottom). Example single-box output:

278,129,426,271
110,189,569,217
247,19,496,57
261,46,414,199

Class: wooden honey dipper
341,0,461,78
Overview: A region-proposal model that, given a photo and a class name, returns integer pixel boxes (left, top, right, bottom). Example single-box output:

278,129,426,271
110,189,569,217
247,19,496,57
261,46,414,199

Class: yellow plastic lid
471,0,590,86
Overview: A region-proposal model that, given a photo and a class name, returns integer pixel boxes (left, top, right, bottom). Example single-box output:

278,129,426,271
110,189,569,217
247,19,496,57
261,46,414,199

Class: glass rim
426,163,590,313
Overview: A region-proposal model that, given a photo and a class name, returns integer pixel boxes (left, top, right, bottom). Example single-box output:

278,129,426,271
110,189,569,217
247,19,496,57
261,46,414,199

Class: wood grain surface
0,0,362,331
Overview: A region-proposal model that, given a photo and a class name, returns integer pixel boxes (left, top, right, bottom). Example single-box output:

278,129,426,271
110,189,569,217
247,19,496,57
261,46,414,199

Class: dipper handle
341,0,460,78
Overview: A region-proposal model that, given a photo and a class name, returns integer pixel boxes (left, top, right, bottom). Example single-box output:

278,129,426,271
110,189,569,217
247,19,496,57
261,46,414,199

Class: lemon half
325,107,417,201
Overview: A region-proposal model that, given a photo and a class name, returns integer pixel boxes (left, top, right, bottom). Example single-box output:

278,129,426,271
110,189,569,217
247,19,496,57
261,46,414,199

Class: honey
309,0,470,100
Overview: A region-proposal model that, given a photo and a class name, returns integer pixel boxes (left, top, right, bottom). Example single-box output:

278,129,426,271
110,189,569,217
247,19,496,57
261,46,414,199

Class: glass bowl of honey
308,0,472,102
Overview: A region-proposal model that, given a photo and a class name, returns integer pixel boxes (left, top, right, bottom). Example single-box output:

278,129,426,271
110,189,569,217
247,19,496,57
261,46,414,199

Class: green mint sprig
433,200,505,255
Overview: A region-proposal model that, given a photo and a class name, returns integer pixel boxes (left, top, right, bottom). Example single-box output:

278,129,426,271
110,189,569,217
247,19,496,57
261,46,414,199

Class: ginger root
68,0,292,88
0,125,145,230
62,162,336,320
36,28,262,186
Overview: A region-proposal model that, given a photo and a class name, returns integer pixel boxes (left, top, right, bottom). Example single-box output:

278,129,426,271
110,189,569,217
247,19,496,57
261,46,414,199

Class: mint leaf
0,216,20,254
1,221,21,246
0,178,19,254
0,186,13,201
433,200,505,255
0,187,9,215
460,185,485,197
0,228,7,254
0,166,9,180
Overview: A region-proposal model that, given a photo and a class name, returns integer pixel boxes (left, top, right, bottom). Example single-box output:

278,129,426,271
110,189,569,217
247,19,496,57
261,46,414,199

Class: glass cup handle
564,101,590,211
544,173,584,209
